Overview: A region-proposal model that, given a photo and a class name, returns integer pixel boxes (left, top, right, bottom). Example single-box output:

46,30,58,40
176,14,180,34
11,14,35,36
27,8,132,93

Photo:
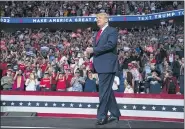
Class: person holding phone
12,70,25,91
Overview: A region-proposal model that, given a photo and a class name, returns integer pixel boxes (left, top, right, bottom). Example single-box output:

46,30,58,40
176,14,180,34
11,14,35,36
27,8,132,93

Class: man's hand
86,47,93,54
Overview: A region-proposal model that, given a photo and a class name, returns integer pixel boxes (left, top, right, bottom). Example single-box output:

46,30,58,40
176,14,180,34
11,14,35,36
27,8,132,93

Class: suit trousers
97,73,121,120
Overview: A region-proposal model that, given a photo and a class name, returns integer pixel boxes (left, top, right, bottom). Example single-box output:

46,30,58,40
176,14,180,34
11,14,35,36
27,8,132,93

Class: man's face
96,14,108,28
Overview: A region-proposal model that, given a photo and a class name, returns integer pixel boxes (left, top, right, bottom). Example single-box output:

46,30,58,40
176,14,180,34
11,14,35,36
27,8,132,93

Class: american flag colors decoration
1,91,184,122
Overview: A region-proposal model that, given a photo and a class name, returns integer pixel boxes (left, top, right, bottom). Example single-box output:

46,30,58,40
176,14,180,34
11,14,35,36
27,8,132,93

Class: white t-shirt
112,76,120,90
25,79,38,91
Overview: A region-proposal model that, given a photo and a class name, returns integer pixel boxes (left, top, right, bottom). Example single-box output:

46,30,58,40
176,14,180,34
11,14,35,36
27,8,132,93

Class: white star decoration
142,106,146,110
53,103,57,107
79,104,82,107
152,106,156,110
123,105,127,109
19,102,23,106
28,102,31,106
133,105,137,109
45,103,48,106
70,103,74,107
2,101,183,113
87,104,91,108
96,104,99,108
162,106,166,111
172,107,177,111
61,103,65,107
36,103,40,106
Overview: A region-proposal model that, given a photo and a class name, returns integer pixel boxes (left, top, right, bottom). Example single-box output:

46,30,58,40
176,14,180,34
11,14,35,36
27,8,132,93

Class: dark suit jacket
93,26,118,73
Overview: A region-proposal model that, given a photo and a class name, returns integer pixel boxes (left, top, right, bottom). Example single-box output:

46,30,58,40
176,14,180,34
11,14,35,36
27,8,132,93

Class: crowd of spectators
1,1,184,17
0,19,184,94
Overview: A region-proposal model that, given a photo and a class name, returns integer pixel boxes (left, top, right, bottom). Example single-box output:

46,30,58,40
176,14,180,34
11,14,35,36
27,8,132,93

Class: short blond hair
96,13,109,20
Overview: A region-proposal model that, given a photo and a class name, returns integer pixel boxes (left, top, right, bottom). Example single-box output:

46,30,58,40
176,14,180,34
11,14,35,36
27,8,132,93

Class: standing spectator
155,49,163,74
1,69,14,90
40,72,51,91
25,72,38,91
168,50,175,67
70,69,85,92
146,70,162,94
12,70,25,91
124,71,134,93
50,69,57,91
129,62,141,93
162,71,180,94
84,70,97,92
56,71,67,91
172,55,181,80
40,59,47,73
65,68,73,91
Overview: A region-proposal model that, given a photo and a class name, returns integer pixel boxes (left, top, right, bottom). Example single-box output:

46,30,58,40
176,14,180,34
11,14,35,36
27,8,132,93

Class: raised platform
1,117,184,129
1,91,184,122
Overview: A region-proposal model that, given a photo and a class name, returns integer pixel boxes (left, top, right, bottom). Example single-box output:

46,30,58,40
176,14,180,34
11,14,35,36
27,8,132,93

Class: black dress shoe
108,116,119,123
96,118,108,125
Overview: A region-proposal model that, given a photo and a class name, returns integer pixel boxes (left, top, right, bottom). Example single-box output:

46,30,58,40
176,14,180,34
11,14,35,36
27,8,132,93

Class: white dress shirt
100,23,109,35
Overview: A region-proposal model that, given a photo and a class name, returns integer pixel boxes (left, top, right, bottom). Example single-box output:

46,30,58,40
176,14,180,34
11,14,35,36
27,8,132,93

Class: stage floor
1,117,184,129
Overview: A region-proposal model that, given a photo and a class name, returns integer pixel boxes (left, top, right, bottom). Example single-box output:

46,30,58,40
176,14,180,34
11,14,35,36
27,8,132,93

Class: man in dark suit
86,13,121,125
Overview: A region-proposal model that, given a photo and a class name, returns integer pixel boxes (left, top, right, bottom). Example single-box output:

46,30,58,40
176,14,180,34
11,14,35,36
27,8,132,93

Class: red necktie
96,29,102,43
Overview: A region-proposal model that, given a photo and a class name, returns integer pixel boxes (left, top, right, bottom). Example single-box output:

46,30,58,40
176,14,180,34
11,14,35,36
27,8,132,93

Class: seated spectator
84,70,97,92
40,72,51,91
1,69,14,90
124,71,134,93
56,71,67,91
12,70,25,91
146,70,162,94
162,71,180,94
25,72,38,91
70,69,85,92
